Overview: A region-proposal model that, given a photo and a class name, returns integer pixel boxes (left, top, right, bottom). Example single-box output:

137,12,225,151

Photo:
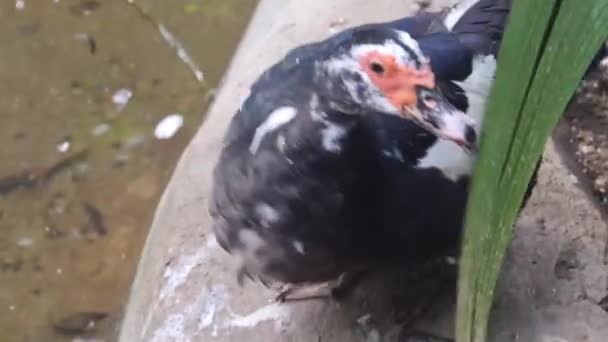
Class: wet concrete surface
0,0,256,341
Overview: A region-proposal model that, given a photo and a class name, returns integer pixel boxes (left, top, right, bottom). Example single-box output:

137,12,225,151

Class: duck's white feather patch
382,146,405,163
457,55,496,126
416,55,496,181
276,134,287,153
292,240,305,255
309,94,348,153
255,203,280,228
394,30,427,63
321,124,347,153
444,0,481,30
249,107,297,154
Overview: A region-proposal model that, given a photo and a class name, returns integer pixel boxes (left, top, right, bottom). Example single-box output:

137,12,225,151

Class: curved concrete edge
118,0,608,340
118,1,447,341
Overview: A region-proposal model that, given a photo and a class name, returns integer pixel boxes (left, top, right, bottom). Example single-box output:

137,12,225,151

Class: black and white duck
209,0,530,301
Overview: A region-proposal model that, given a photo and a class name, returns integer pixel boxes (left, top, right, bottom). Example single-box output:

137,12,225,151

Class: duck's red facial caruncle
358,51,478,151
359,50,436,110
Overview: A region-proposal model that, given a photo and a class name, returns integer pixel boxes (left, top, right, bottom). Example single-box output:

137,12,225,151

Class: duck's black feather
210,0,537,288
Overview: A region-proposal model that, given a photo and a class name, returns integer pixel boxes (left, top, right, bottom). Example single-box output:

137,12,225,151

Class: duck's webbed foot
274,282,334,302
274,270,369,303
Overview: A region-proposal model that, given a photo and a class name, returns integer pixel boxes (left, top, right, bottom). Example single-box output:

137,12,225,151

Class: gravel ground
556,47,608,213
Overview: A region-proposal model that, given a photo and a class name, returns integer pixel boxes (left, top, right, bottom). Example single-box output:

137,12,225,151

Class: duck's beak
401,88,478,152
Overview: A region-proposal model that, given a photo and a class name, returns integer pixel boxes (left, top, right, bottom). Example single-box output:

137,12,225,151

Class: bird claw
272,283,334,303
273,284,292,303
272,271,369,303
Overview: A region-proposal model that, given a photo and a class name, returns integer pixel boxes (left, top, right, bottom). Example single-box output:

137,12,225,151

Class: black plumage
210,0,536,299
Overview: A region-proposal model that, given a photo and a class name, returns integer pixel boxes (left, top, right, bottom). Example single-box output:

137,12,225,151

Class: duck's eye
422,93,434,102
369,61,385,75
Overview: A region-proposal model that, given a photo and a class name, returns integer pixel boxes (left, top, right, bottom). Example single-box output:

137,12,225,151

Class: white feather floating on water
154,114,184,140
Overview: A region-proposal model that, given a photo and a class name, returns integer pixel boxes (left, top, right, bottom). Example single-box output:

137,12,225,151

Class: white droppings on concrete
255,203,280,227
292,240,305,254
206,234,220,249
225,303,291,330
249,107,297,154
151,314,189,342
199,303,217,329
16,0,25,11
159,250,207,301
198,285,229,331
144,284,226,340
155,114,184,140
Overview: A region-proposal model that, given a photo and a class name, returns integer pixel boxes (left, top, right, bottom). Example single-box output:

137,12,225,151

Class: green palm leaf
455,1,608,341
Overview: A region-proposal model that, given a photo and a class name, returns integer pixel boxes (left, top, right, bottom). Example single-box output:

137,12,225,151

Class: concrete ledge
119,0,608,341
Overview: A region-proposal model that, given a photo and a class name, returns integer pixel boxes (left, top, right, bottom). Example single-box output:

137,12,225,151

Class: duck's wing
446,0,512,57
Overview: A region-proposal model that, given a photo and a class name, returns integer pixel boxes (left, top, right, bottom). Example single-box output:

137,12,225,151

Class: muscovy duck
210,0,529,301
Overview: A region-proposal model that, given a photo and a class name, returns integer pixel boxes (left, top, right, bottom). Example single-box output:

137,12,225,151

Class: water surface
0,0,257,340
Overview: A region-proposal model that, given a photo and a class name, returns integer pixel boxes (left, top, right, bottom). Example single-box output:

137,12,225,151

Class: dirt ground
555,47,608,216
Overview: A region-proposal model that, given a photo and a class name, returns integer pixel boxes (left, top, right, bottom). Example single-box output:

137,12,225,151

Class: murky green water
0,0,257,341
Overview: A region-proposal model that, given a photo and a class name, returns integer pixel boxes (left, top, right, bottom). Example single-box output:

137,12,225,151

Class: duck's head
316,28,477,151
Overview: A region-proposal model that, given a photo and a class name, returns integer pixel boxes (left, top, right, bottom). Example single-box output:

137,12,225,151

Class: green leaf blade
455,1,608,342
